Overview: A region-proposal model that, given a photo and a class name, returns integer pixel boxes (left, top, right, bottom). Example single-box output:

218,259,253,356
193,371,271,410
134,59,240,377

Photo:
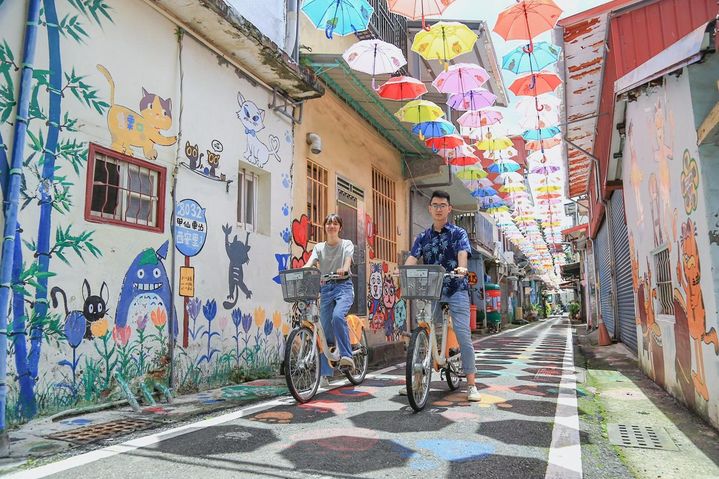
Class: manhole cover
46,418,157,445
607,424,678,451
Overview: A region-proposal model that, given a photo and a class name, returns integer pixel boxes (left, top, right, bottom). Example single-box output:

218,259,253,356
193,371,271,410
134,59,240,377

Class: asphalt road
15,318,583,479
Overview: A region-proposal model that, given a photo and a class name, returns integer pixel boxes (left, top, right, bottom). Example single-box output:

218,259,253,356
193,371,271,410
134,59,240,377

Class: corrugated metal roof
304,54,437,159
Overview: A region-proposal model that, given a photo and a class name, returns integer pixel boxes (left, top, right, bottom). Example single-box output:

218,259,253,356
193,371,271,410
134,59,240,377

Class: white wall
226,0,288,51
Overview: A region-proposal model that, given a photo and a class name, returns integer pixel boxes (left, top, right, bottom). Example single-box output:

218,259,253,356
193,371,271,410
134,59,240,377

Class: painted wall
622,71,719,429
0,0,293,424
293,92,410,347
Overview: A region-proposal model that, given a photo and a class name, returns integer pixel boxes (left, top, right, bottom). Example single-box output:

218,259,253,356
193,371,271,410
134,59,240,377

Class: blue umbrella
522,126,561,141
487,161,521,173
412,120,457,139
502,42,562,74
471,187,499,198
302,0,374,39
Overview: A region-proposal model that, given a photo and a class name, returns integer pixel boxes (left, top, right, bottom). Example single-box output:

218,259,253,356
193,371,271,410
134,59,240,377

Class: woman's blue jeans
319,280,354,377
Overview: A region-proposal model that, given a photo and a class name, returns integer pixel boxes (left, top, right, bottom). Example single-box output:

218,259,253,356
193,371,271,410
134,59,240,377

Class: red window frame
84,143,166,233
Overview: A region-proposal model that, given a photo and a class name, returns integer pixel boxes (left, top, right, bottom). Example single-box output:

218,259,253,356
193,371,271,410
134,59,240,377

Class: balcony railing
356,0,408,56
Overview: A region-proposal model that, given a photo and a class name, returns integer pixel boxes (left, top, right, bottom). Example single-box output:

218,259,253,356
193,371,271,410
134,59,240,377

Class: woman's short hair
324,213,343,229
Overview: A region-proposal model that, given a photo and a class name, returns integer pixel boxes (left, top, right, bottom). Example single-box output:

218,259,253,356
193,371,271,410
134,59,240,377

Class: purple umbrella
447,88,497,111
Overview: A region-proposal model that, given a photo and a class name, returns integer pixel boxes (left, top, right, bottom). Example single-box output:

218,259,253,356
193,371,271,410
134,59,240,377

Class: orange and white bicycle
279,267,369,403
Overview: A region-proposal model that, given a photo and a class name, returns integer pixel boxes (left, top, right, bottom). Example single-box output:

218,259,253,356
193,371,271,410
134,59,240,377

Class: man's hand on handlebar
453,266,468,276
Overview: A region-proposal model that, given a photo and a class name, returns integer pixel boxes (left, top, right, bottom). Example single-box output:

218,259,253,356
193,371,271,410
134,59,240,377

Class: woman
306,213,355,378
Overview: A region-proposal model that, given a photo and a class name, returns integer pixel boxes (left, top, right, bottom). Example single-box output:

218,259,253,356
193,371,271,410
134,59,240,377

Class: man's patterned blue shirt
410,223,472,297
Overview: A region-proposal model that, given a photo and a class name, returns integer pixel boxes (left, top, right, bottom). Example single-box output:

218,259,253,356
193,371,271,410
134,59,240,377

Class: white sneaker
319,377,331,388
467,385,481,402
398,387,408,396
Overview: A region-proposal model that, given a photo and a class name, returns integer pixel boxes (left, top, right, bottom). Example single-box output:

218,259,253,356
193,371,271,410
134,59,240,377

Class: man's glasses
430,204,449,210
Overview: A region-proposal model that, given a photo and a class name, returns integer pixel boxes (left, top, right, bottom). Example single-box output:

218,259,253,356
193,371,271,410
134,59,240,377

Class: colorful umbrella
302,0,374,38
500,183,526,193
439,143,476,159
457,109,503,128
487,160,521,173
425,134,464,150
377,76,428,101
411,21,478,68
471,187,499,198
536,193,561,200
494,171,524,184
395,99,444,123
525,138,562,150
479,195,505,205
493,0,562,43
432,63,489,94
343,40,406,88
530,164,561,175
501,41,562,74
515,94,560,114
527,146,562,163
509,72,562,97
522,126,561,141
412,120,456,139
476,136,513,151
387,0,456,30
536,184,561,193
448,156,479,166
518,110,559,130
447,89,497,111
454,166,488,180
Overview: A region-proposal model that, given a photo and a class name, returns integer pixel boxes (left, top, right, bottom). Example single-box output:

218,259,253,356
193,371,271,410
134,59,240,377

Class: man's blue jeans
319,280,354,377
432,289,476,375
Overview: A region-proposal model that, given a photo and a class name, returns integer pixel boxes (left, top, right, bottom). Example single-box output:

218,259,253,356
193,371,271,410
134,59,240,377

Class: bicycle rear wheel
284,326,320,403
344,329,369,385
406,327,431,412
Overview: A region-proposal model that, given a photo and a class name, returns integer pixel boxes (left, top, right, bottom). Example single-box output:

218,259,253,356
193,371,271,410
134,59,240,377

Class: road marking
545,320,583,479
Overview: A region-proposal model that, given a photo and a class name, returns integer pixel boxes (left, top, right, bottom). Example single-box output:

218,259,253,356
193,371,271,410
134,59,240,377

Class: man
403,190,480,402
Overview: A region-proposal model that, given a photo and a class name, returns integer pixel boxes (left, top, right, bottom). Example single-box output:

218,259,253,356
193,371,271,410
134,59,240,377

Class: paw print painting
281,173,292,189
280,228,291,244
281,203,290,216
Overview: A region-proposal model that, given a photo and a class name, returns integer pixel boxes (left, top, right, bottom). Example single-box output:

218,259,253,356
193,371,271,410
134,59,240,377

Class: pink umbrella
447,89,496,111
530,164,561,175
458,109,503,127
432,63,490,94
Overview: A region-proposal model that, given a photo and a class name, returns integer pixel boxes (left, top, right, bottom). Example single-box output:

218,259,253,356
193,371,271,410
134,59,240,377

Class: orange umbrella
426,134,464,150
509,72,562,96
493,0,563,48
525,138,561,150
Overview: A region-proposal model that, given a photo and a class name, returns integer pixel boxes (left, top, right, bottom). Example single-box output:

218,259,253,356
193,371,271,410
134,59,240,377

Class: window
307,160,328,243
237,168,258,231
372,167,397,263
653,246,674,315
85,143,165,232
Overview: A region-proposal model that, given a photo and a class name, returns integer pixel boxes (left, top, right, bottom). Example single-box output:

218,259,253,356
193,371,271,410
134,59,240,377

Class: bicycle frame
415,300,463,375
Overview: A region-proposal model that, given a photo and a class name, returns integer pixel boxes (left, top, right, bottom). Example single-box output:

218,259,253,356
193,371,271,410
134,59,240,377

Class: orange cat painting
97,65,176,160
675,218,719,401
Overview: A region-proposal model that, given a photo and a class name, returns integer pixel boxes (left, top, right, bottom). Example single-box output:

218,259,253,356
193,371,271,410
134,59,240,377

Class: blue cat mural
114,241,177,337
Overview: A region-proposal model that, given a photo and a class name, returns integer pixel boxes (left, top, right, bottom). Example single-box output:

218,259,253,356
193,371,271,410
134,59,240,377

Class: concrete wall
226,0,288,52
622,70,719,429
1,0,293,423
293,91,409,348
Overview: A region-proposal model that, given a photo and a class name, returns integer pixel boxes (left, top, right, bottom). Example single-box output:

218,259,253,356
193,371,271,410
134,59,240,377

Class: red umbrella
493,0,563,50
425,134,464,150
377,76,428,101
509,72,562,96
446,154,479,166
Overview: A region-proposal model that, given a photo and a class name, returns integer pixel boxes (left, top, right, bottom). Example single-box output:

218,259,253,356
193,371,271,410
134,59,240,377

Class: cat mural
114,241,177,339
236,92,281,167
222,224,252,309
97,64,177,160
51,280,110,341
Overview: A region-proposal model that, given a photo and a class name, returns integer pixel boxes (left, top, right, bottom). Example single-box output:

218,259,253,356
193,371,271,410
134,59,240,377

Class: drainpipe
0,0,41,443
286,0,300,63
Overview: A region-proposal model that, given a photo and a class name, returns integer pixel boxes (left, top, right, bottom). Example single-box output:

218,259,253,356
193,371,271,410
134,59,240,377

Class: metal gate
611,191,637,352
595,220,614,337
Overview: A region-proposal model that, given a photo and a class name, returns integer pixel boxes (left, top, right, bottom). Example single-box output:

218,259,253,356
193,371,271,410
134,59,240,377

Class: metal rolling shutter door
611,191,637,352
595,221,615,337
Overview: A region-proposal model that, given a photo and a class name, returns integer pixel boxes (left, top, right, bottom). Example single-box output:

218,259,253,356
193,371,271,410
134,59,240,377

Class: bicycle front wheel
406,327,432,412
344,329,369,385
284,326,320,403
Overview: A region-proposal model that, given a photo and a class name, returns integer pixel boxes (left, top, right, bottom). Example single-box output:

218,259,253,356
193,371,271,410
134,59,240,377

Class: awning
303,54,440,169
562,223,588,241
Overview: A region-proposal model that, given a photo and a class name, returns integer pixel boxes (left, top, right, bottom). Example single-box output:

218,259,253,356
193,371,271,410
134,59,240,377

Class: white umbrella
343,39,407,88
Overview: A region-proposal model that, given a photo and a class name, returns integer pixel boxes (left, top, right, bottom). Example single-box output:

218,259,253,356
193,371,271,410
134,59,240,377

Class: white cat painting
236,92,281,167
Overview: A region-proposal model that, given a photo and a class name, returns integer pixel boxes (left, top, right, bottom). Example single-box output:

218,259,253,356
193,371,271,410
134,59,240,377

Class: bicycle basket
279,267,321,302
398,265,446,300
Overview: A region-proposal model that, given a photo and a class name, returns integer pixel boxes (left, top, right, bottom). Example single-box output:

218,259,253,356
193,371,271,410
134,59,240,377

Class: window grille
372,167,397,263
237,168,258,231
307,160,328,243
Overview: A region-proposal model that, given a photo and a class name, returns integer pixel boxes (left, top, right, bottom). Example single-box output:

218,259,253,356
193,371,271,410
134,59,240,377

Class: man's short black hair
430,190,451,204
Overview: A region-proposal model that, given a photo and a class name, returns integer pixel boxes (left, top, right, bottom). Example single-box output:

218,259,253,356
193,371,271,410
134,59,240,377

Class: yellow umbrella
500,184,526,193
411,21,478,68
535,184,561,193
454,167,488,180
476,136,513,151
485,205,509,214
395,99,444,123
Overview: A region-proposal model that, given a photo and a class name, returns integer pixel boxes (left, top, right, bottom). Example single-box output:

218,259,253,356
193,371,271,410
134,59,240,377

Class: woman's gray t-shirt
307,239,354,275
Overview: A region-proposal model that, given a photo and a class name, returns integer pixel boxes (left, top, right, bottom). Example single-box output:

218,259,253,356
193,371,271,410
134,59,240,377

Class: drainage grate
607,424,678,451
47,418,157,445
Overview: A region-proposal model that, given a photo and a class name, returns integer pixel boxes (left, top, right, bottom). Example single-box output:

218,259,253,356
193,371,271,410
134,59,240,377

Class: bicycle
279,267,369,403
398,265,466,412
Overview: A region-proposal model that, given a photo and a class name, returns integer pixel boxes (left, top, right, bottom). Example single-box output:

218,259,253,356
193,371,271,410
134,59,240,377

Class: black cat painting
51,280,110,340
222,224,252,309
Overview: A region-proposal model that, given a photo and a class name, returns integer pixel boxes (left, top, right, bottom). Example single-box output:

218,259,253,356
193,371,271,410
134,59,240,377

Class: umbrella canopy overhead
387,0,456,29
454,166,488,180
432,63,489,94
425,134,464,150
447,89,497,111
525,138,561,150
343,39,406,76
493,0,563,44
502,41,561,74
476,136,513,151
377,76,428,101
302,0,374,38
457,109,503,128
487,160,521,173
395,99,444,123
411,21,478,67
412,120,457,139
509,72,562,97
522,126,561,140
